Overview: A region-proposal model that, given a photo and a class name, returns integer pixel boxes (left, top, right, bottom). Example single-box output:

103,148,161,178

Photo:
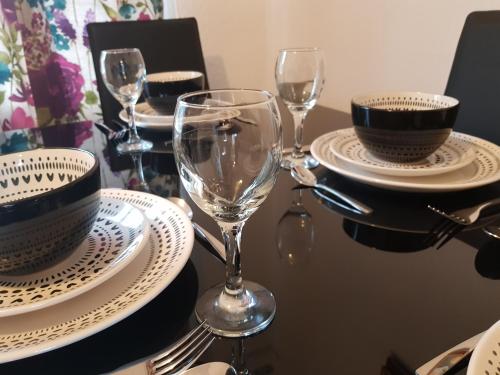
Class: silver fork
425,199,500,249
147,322,215,375
428,198,500,225
424,217,465,249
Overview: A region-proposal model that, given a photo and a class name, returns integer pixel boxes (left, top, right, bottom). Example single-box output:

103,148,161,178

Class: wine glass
100,48,152,154
275,47,325,169
173,89,283,337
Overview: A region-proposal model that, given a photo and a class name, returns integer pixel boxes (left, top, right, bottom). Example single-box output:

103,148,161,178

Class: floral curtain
0,0,163,135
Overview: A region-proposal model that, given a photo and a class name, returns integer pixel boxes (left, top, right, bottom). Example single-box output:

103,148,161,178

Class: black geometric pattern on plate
0,197,146,314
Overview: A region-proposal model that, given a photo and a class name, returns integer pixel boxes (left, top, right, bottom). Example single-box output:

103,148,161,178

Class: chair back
445,11,500,145
87,18,208,126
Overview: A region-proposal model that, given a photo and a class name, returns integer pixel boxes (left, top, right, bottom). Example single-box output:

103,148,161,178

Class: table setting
0,38,499,375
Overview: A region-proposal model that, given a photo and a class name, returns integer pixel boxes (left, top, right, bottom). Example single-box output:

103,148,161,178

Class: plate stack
311,92,500,192
0,149,194,363
120,102,174,129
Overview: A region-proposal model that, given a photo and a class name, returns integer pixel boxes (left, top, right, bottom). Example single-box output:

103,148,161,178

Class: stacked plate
119,101,242,129
311,128,500,192
0,188,194,363
120,102,174,129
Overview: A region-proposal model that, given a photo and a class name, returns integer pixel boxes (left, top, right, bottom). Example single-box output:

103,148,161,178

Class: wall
172,0,500,113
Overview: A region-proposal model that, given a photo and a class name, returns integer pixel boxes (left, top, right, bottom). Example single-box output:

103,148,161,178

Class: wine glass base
195,280,276,338
281,153,319,170
484,224,500,240
116,139,153,154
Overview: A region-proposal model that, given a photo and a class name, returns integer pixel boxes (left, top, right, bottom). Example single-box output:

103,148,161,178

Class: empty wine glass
275,47,325,169
100,48,152,153
173,89,282,337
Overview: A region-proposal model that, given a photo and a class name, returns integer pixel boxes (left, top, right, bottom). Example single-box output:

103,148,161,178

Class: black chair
87,18,208,127
445,11,500,145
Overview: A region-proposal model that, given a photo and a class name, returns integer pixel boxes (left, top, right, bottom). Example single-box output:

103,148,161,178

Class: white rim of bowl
146,71,203,82
351,91,459,110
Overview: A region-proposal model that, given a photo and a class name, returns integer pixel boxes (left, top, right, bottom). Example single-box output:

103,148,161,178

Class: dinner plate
0,197,148,317
311,132,500,192
0,189,194,363
329,128,476,177
119,102,241,129
467,320,500,375
119,102,173,128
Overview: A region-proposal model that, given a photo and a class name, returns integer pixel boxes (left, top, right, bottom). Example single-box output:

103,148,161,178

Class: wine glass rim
101,47,141,55
279,47,323,53
177,89,275,108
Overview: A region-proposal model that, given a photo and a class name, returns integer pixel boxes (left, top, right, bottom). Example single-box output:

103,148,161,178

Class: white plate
311,132,500,192
119,102,174,128
0,189,194,363
183,362,234,375
119,101,242,129
0,197,148,317
467,320,500,375
329,128,476,177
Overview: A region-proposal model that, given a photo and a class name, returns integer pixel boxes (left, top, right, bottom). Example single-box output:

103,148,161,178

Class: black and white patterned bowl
0,148,100,275
351,92,460,162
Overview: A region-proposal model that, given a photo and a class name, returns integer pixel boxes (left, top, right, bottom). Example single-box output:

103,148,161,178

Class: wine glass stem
130,152,150,192
291,110,308,159
219,221,245,296
125,103,141,144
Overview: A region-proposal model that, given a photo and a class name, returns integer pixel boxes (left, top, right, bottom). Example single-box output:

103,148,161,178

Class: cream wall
171,0,500,113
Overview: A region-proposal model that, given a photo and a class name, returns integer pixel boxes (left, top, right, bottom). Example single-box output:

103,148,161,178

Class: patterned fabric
0,0,163,134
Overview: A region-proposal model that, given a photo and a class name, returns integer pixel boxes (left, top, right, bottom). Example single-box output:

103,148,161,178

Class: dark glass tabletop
1,104,499,374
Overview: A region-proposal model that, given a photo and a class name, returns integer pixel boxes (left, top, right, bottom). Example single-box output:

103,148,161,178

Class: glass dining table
1,102,499,375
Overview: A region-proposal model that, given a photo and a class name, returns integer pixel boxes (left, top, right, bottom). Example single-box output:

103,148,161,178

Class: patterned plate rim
0,189,194,363
0,197,149,317
311,132,500,192
328,128,476,177
467,320,500,375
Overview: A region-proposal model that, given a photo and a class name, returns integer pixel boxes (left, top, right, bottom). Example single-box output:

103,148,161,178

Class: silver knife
192,222,226,264
415,332,483,374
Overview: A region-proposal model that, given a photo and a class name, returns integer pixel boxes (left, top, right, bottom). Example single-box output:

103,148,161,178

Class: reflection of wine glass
231,339,250,375
276,189,314,265
173,89,282,337
100,48,152,154
275,48,325,169
127,152,150,193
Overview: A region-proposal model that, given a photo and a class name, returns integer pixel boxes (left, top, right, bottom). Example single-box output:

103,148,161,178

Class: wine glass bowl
275,47,325,169
100,48,152,154
173,89,282,337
